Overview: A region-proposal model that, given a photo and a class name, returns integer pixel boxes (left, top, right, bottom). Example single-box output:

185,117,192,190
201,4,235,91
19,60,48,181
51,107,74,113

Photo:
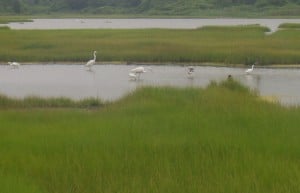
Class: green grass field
1,80,300,193
0,25,299,65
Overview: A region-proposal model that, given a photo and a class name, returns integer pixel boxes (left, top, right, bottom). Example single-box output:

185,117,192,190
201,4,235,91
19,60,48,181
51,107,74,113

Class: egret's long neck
93,52,96,61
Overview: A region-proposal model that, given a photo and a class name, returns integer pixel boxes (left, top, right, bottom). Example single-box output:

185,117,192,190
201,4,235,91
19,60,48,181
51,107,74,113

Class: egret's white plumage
131,66,147,73
129,66,152,80
8,62,20,68
85,51,97,69
245,64,254,74
128,72,137,80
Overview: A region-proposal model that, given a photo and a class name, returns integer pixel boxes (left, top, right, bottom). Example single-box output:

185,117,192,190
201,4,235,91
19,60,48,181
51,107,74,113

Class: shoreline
1,61,300,69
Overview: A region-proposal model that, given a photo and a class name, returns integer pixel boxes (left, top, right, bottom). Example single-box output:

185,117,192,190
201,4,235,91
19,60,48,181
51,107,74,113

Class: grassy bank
279,23,300,29
0,25,299,65
0,16,32,24
1,80,300,193
0,94,103,108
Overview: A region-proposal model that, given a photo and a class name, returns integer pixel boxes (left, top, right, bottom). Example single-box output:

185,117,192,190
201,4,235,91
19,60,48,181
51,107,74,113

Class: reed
1,80,300,193
0,25,299,65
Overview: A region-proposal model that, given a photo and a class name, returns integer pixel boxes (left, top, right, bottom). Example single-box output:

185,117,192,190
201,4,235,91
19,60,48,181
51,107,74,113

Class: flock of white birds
8,51,256,80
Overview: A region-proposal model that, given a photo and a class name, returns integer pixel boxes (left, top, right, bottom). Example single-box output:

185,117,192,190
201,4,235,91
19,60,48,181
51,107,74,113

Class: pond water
3,18,300,32
0,64,299,106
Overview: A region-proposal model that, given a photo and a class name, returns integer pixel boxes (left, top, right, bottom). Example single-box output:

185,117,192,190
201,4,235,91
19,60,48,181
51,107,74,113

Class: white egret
8,62,20,68
129,66,152,80
85,51,97,69
245,64,255,74
129,72,138,80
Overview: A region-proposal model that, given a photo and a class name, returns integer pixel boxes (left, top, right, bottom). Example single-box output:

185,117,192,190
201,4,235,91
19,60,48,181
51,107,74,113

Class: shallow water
0,64,299,106
3,18,300,32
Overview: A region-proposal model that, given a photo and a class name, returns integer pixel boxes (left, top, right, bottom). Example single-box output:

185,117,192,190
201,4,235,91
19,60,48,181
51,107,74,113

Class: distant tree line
0,0,300,14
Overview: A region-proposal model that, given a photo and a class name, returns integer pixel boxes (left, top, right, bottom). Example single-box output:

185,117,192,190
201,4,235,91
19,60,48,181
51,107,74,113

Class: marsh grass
1,80,300,193
0,16,32,24
0,94,103,108
0,25,299,64
279,23,300,29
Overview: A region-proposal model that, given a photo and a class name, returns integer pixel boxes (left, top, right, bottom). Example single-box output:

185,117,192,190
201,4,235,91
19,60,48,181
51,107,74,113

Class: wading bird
187,66,194,75
129,66,152,80
245,64,255,74
8,62,20,68
85,51,97,69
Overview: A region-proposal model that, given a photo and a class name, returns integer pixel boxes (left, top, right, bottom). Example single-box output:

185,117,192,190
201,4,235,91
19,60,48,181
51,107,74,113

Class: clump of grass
200,24,270,33
0,94,103,108
208,78,252,93
0,17,32,24
278,23,300,29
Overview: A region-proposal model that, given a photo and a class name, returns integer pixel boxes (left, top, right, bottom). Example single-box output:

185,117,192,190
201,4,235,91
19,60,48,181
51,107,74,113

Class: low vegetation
0,16,31,24
0,94,103,108
1,79,300,193
0,25,299,65
1,0,300,17
279,23,300,29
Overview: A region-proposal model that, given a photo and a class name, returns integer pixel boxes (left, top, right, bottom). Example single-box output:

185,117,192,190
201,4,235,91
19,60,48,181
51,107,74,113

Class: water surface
0,64,299,106
3,18,300,32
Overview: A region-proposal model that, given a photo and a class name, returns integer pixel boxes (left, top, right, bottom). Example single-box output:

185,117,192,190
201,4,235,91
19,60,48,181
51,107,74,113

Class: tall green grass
1,80,300,193
0,16,32,24
0,94,103,108
0,25,299,65
279,23,300,29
